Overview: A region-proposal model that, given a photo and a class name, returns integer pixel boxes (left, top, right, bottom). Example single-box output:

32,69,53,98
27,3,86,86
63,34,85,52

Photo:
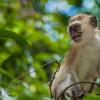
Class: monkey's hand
50,66,83,100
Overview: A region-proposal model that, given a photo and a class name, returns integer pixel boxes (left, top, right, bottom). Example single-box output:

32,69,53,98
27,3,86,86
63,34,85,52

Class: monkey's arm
50,66,81,100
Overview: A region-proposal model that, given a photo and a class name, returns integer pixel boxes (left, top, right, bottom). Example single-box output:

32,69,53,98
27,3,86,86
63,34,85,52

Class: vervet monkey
50,13,100,100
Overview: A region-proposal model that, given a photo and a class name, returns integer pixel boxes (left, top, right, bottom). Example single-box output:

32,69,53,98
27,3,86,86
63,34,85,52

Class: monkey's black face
69,23,82,42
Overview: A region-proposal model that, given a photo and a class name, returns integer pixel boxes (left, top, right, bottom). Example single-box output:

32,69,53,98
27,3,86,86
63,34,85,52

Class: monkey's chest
73,47,99,80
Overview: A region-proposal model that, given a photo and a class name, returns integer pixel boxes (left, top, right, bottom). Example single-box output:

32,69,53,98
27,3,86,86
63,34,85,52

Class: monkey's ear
90,16,97,28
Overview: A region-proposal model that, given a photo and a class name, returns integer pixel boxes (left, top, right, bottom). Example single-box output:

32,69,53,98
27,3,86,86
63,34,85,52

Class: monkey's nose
69,23,81,34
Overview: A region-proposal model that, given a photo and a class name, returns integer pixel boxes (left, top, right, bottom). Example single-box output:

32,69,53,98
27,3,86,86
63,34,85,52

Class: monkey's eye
75,24,81,30
69,24,81,34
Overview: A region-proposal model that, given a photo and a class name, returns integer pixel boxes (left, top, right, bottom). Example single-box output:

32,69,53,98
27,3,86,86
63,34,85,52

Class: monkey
50,13,100,100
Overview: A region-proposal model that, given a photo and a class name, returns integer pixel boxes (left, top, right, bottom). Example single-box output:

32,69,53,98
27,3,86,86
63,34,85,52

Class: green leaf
0,29,30,49
0,28,33,67
84,93,100,100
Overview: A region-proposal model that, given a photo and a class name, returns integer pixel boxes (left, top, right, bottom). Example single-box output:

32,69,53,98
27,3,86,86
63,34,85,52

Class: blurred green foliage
0,0,99,100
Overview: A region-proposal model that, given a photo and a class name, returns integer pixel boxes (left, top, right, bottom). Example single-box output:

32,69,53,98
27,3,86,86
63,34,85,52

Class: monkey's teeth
72,35,81,39
72,35,81,42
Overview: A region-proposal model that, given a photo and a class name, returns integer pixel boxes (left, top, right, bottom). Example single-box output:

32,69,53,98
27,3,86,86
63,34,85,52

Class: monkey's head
68,13,97,42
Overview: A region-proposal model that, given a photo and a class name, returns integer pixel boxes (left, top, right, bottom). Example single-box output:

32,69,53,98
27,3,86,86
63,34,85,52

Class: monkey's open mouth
72,34,82,42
